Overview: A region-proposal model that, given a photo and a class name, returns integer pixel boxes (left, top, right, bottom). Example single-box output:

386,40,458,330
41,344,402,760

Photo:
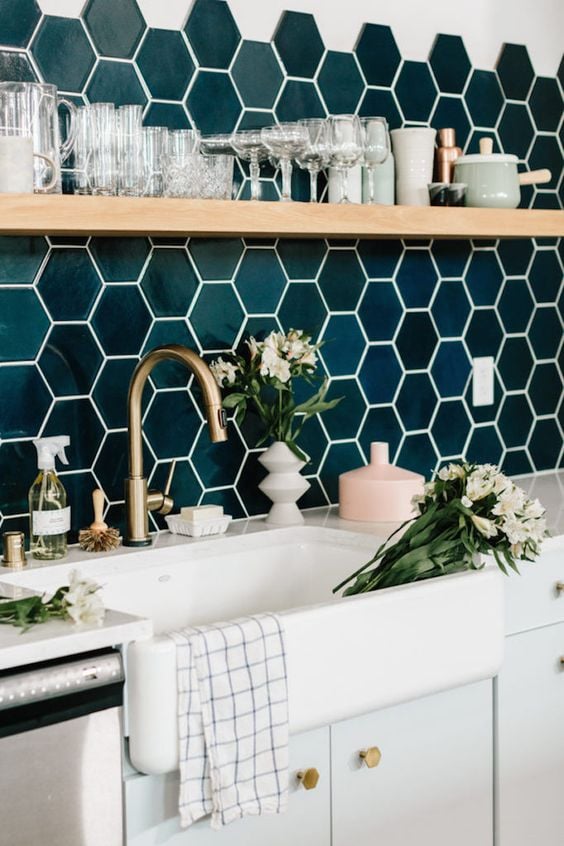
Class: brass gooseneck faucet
124,344,228,547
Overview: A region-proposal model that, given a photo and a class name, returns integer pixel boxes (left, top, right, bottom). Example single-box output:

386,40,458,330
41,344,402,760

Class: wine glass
260,122,308,202
361,116,389,204
230,130,268,201
327,114,363,204
295,118,330,203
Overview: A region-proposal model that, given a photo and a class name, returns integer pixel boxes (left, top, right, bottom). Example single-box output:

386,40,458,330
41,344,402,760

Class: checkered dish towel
169,613,289,830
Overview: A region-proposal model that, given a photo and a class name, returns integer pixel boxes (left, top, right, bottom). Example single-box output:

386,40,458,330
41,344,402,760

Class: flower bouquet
334,463,548,596
0,570,105,632
210,329,341,461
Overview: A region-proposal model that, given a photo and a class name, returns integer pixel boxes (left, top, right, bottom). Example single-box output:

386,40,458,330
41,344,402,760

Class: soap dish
165,514,232,538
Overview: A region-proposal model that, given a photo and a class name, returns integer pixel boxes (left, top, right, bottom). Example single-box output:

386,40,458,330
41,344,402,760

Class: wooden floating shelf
0,194,562,240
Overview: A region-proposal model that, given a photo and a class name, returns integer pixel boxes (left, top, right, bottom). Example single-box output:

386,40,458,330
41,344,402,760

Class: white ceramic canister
328,165,362,203
390,127,435,206
362,152,395,204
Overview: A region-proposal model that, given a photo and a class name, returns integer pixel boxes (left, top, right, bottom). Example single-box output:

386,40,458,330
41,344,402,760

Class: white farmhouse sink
0,525,504,776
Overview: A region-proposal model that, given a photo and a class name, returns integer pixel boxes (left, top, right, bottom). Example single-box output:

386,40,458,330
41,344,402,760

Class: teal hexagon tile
150,461,202,527
498,104,534,160
430,96,471,149
186,71,241,135
464,309,503,358
497,239,534,276
232,41,283,109
395,312,438,370
184,0,240,69
144,102,192,130
0,441,37,515
140,249,199,317
318,51,364,114
529,307,562,359
94,430,154,502
322,379,365,441
137,29,195,101
93,357,153,430
0,365,51,439
274,11,324,79
37,249,101,321
502,449,534,476
358,88,402,130
236,451,270,516
431,240,471,277
498,337,534,391
496,43,534,100
359,281,403,342
190,283,243,349
396,250,438,308
397,373,437,431
142,321,199,388
528,251,562,304
0,289,49,361
275,79,326,123
84,0,145,59
497,279,534,333
529,77,562,132
464,70,504,128
498,394,534,448
0,50,37,82
431,400,471,456
321,315,365,377
529,363,562,415
528,136,562,190
431,340,471,398
293,415,328,475
192,422,245,487
0,236,47,284
359,406,403,463
320,441,364,503
395,61,437,123
357,240,403,279
466,425,503,465
429,34,471,94
529,419,562,470
276,239,326,280
0,0,41,47
396,433,438,479
31,16,95,92
431,280,471,337
200,488,245,520
92,286,152,355
39,324,102,396
355,23,400,86
359,345,402,404
278,282,327,339
318,250,365,312
234,249,286,314
87,59,147,107
188,238,244,280
465,251,503,306
90,238,150,282
42,398,104,470
145,389,203,461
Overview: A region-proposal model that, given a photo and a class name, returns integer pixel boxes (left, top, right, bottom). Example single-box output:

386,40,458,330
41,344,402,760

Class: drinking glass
295,118,330,202
72,106,92,194
327,114,363,204
169,129,200,158
89,102,117,196
117,104,143,196
230,130,268,201
199,154,234,199
261,122,308,202
142,126,168,197
361,116,389,204
199,134,234,155
162,152,202,198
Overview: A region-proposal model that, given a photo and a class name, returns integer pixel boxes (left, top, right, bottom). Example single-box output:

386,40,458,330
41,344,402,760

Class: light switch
472,356,494,406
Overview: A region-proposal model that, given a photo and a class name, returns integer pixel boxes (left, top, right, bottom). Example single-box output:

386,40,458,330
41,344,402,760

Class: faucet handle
158,460,176,515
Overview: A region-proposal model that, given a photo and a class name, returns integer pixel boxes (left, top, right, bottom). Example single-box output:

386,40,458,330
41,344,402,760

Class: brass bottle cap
2,531,27,569
438,127,456,147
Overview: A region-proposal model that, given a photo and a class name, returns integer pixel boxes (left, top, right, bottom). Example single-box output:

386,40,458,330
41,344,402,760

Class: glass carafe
0,82,77,193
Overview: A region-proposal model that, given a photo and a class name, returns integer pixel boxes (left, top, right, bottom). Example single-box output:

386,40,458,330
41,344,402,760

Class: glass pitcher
0,82,77,193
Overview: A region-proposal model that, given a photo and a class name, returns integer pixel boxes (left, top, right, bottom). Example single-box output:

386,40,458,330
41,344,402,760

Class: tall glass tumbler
118,104,143,196
72,106,92,194
142,126,168,197
89,103,117,196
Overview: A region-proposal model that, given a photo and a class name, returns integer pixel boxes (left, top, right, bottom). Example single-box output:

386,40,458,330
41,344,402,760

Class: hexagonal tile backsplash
0,0,562,543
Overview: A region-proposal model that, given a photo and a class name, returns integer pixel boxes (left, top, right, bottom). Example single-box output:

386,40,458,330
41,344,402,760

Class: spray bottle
29,436,71,560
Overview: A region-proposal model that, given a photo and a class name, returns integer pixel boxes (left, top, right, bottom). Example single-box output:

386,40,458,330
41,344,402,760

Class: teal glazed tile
359,345,402,403
528,136,562,189
236,451,270,516
466,425,503,466
529,363,562,415
358,88,401,130
396,373,437,431
431,241,471,277
192,423,245,487
140,249,199,317
355,23,400,86
431,400,471,456
359,406,403,463
321,315,365,376
232,41,283,109
498,104,534,160
396,250,438,308
37,249,101,320
186,71,241,135
464,70,504,128
184,0,240,70
498,338,534,391
39,324,102,396
234,249,286,314
529,307,562,359
295,478,328,510
200,488,245,520
144,103,192,130
429,34,471,94
43,398,104,469
431,280,471,337
144,390,201,460
496,43,534,100
430,96,471,149
498,395,534,448
31,16,95,92
0,236,47,284
276,239,326,280
58,470,99,542
320,441,364,503
0,50,37,82
497,279,534,333
0,441,37,515
394,61,437,123
90,237,150,283
502,449,533,476
395,312,438,370
274,11,324,79
0,0,41,47
529,251,562,303
84,0,145,59
318,52,364,115
189,238,244,280
396,433,438,479
93,357,152,429
94,430,153,502
294,415,328,474
357,240,403,279
431,341,471,398
190,283,243,349
87,59,147,107
359,281,403,341
142,321,199,388
497,239,534,275
137,29,195,101
237,110,276,131
150,461,202,527
278,282,327,339
0,289,49,361
464,309,503,358
318,250,365,312
465,251,503,306
276,79,326,123
0,365,51,439
92,285,152,356
529,419,562,470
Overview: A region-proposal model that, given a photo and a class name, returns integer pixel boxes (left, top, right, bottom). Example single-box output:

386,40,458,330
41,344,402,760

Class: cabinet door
125,726,330,846
331,680,493,846
497,622,564,846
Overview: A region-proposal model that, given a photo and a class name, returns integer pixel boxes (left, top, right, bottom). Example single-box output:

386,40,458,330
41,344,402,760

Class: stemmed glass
361,116,389,204
261,122,308,202
231,130,268,201
327,114,363,204
295,118,330,203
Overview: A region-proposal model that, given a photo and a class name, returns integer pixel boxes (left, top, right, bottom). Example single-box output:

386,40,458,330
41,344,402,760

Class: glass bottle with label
29,436,71,560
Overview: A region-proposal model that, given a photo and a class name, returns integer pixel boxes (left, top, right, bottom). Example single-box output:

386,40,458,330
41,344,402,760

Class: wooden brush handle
91,488,108,531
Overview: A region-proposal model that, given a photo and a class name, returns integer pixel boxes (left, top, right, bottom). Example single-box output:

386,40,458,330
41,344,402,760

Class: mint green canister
454,152,521,209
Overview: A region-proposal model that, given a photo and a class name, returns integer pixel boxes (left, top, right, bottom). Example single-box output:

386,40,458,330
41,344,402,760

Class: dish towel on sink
169,613,288,830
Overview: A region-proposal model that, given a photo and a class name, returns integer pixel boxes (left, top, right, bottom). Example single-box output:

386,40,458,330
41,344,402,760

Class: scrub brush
79,488,120,552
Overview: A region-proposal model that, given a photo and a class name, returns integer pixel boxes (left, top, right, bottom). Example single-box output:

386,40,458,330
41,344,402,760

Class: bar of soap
180,505,224,522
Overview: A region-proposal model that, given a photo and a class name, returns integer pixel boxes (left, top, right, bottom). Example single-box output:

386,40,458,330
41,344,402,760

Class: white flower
64,570,105,627
298,350,317,367
500,515,529,545
471,514,498,538
411,493,425,512
466,472,495,502
210,357,239,387
492,484,526,518
423,481,436,498
246,336,259,359
461,495,473,508
260,346,291,382
524,497,545,519
438,463,466,481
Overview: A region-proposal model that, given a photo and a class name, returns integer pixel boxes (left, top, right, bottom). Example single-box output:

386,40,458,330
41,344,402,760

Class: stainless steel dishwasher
0,648,125,846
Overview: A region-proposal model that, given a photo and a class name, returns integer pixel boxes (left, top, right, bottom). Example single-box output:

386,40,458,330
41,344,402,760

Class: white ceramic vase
390,127,436,206
258,441,310,526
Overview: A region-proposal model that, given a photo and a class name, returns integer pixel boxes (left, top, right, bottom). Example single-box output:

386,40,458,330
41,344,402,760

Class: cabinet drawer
504,545,564,635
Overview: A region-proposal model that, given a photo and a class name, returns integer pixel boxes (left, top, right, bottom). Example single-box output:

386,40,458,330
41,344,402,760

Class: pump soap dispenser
339,441,424,522
29,435,70,560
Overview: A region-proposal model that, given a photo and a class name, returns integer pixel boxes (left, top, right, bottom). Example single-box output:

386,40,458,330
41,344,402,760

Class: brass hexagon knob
296,767,320,790
359,746,382,768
